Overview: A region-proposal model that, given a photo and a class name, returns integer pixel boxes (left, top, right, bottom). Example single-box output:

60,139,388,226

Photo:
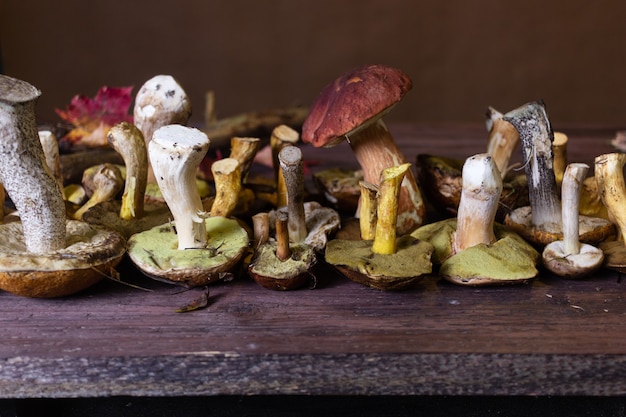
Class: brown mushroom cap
301,64,412,148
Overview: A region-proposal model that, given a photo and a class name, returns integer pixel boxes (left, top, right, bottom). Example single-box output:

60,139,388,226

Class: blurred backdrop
1,0,625,128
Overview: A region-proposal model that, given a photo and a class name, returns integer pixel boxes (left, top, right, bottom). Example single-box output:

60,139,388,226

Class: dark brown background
1,0,626,128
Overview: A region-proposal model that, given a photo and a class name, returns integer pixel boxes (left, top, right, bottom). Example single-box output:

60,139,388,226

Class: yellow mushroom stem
453,154,502,253
278,146,307,243
552,131,568,189
561,163,589,254
595,153,626,242
230,136,261,183
358,180,378,240
371,163,411,255
272,125,300,207
275,209,291,261
485,107,520,178
107,122,147,220
210,158,242,218
72,164,124,220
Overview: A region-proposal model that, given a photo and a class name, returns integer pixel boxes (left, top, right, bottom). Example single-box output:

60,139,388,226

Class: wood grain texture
1,124,624,398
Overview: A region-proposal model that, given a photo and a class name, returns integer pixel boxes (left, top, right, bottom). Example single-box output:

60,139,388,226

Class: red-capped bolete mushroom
301,64,425,235
595,152,626,272
503,101,613,247
412,154,539,285
0,75,126,298
325,163,434,290
127,124,249,286
542,163,604,278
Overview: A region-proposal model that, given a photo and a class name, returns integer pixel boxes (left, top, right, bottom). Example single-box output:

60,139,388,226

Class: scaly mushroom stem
0,185,4,223
275,209,291,261
278,146,307,243
561,163,589,254
371,163,411,255
149,125,210,250
349,119,424,235
230,136,261,183
485,107,520,178
552,132,568,189
0,75,66,253
252,212,270,249
210,158,242,218
72,164,124,220
503,101,562,227
107,122,147,220
38,130,64,192
595,153,626,242
453,154,502,253
359,180,378,240
272,125,300,207
134,75,192,183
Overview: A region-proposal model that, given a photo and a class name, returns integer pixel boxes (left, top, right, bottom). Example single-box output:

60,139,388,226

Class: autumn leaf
55,86,134,149
175,287,210,313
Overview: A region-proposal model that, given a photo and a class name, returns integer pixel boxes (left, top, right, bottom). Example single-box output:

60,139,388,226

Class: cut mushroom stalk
485,106,520,178
149,125,210,249
275,209,291,261
38,130,64,193
272,125,300,208
278,146,307,243
372,163,411,255
252,212,270,249
595,153,626,242
107,122,147,220
229,136,261,183
210,158,242,218
552,132,568,189
359,180,378,240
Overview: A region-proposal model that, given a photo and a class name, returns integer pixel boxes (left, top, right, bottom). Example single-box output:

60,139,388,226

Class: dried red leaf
55,86,134,148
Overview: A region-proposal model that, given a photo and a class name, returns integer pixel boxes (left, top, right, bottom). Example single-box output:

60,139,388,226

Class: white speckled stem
278,146,307,243
561,163,589,255
149,125,210,250
0,75,66,253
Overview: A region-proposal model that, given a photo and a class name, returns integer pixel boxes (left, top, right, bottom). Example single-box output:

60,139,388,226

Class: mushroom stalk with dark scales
278,146,307,243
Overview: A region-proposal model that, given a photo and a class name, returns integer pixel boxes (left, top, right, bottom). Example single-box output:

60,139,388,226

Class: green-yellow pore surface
127,217,249,272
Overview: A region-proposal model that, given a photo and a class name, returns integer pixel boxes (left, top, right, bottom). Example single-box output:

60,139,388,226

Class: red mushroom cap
301,64,413,148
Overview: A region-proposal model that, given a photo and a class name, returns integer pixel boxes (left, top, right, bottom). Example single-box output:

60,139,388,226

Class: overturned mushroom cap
301,64,412,148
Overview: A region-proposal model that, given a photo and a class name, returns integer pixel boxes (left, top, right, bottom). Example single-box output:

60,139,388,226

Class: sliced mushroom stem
134,75,192,183
107,122,148,220
359,180,378,240
275,209,291,261
272,125,300,207
561,163,589,254
149,125,210,250
595,153,626,242
38,130,64,192
371,163,411,255
0,75,66,253
230,136,261,183
485,107,520,178
252,212,270,249
453,154,502,253
72,164,124,220
349,118,424,235
552,132,568,189
210,158,242,218
503,101,562,227
278,146,307,243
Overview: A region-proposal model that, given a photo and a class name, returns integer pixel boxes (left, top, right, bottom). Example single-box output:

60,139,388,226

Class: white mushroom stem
38,130,64,192
485,107,520,178
134,75,192,183
107,122,147,220
210,158,242,218
561,163,589,254
595,153,626,242
503,101,562,227
0,75,66,253
348,118,424,235
453,154,502,253
149,125,210,250
278,146,307,243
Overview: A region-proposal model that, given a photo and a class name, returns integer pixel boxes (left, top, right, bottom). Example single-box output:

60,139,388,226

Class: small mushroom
595,152,626,272
72,163,124,221
0,75,126,298
325,163,434,290
301,64,425,235
127,125,249,286
412,154,539,285
503,101,613,247
542,163,604,278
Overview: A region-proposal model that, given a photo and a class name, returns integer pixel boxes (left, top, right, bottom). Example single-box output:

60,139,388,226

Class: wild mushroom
542,163,604,278
0,74,126,298
595,152,626,272
301,64,425,235
126,124,249,287
503,101,613,247
412,154,539,285
71,163,124,221
133,74,192,183
325,163,434,290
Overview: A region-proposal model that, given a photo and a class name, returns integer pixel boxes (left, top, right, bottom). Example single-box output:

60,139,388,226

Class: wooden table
1,124,625,406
